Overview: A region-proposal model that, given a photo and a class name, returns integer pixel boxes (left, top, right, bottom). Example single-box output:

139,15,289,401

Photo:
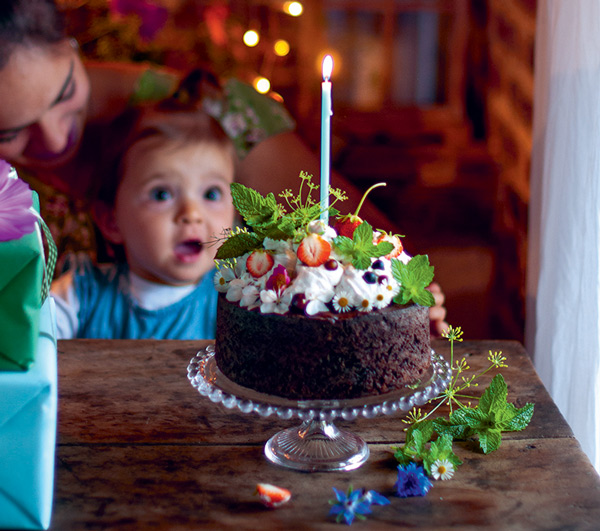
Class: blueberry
372,259,385,270
363,271,378,284
378,275,388,284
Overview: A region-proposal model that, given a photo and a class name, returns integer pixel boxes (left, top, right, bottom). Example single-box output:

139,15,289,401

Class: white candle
320,54,333,223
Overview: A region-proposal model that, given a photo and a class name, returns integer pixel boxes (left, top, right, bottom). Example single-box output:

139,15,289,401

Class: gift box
0,161,52,371
0,297,57,530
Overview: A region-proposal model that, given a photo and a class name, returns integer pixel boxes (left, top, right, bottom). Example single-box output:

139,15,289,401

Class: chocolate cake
215,296,431,400
211,176,436,401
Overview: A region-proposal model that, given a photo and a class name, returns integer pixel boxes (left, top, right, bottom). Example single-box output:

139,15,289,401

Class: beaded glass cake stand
187,345,451,472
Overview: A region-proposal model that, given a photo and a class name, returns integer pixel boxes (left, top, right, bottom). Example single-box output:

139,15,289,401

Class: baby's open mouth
175,239,204,258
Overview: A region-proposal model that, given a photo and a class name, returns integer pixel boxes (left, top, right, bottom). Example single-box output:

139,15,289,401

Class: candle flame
322,55,333,81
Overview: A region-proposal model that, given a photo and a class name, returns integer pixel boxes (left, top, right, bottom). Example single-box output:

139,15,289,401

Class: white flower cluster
214,224,410,316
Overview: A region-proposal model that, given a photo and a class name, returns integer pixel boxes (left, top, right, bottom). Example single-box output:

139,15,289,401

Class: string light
253,76,271,94
243,29,260,47
283,1,303,17
274,39,290,57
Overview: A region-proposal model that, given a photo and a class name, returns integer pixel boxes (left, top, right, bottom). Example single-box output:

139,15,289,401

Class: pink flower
266,264,291,293
0,160,37,241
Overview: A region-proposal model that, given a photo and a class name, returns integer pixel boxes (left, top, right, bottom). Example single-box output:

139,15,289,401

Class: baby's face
112,138,235,286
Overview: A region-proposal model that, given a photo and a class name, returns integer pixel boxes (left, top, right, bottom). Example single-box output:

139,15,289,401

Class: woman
0,0,389,223
0,0,447,333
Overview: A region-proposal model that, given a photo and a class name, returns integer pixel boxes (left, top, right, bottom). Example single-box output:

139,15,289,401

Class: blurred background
57,0,536,341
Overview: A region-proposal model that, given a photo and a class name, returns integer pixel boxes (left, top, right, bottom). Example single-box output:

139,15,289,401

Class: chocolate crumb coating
215,295,431,400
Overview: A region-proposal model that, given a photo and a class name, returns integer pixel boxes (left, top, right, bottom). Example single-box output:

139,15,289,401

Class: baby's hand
427,282,449,337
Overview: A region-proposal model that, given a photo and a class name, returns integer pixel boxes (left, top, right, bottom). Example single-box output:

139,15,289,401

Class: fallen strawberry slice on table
297,233,331,266
256,483,292,508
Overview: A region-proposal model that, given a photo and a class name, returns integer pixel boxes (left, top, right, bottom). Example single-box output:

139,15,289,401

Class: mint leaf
215,232,263,259
230,183,281,228
392,255,435,306
422,434,462,474
333,221,393,270
504,403,535,431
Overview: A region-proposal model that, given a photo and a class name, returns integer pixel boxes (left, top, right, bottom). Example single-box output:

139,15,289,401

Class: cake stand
187,345,451,472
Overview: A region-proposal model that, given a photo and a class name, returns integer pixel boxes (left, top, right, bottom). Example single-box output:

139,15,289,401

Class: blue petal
365,490,390,506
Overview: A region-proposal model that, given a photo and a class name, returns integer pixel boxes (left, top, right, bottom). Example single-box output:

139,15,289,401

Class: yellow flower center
438,465,447,474
339,297,348,307
361,299,369,308
376,294,384,301
219,277,226,285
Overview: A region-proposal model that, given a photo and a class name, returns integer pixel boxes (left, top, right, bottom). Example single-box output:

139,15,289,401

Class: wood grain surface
51,339,600,529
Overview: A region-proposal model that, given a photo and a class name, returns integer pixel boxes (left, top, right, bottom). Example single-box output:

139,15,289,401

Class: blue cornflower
394,462,433,498
328,486,374,525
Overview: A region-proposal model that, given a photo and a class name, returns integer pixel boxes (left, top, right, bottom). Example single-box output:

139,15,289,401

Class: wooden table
52,340,600,529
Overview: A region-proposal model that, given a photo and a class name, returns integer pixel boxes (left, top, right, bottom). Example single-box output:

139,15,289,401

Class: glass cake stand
187,345,451,472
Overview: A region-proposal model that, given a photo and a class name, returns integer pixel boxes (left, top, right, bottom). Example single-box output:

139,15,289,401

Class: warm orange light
253,76,271,94
274,39,290,57
283,1,303,17
316,50,341,79
243,29,260,47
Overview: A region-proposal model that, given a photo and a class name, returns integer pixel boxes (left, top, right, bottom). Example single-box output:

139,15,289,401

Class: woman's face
0,40,90,170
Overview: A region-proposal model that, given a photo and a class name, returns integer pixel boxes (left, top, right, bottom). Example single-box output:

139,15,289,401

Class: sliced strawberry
376,232,403,259
334,182,386,238
297,233,331,266
246,251,274,278
256,483,292,508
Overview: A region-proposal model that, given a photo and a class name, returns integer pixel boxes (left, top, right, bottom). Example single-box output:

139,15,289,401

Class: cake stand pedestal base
264,419,369,472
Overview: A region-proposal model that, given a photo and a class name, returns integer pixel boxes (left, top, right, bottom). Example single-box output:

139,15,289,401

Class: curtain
526,0,600,472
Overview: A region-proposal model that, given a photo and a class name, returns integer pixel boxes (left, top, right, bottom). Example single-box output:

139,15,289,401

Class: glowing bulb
243,30,260,47
254,76,271,94
274,39,290,57
283,1,303,17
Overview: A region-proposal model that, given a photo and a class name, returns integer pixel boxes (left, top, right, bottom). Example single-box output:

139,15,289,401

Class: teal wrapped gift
0,298,57,530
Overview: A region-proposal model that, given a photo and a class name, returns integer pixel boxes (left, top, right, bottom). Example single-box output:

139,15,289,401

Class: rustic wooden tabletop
51,339,600,529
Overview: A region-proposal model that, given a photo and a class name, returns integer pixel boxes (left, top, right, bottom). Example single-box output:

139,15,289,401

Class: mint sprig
392,424,462,474
433,374,534,454
333,221,393,269
391,255,435,307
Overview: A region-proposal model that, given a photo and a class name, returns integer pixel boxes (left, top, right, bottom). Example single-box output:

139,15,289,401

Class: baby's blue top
73,262,218,339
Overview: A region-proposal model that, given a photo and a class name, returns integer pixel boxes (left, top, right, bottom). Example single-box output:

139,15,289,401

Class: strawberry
297,233,331,266
334,182,386,238
246,250,274,278
376,232,403,259
255,483,292,508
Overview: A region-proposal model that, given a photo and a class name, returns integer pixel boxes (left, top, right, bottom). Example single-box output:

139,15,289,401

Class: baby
51,96,236,339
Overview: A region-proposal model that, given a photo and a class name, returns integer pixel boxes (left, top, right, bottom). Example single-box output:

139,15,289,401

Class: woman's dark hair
0,0,65,69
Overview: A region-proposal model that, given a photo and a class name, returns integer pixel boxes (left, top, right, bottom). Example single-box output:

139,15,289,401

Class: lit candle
320,54,333,223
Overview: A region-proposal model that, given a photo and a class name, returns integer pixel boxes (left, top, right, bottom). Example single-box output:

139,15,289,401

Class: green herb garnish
391,254,435,307
333,221,393,269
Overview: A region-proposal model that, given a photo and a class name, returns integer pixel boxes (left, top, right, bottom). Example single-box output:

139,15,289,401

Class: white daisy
431,459,455,481
357,297,374,312
213,267,236,293
381,278,401,298
332,291,353,313
373,288,393,309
